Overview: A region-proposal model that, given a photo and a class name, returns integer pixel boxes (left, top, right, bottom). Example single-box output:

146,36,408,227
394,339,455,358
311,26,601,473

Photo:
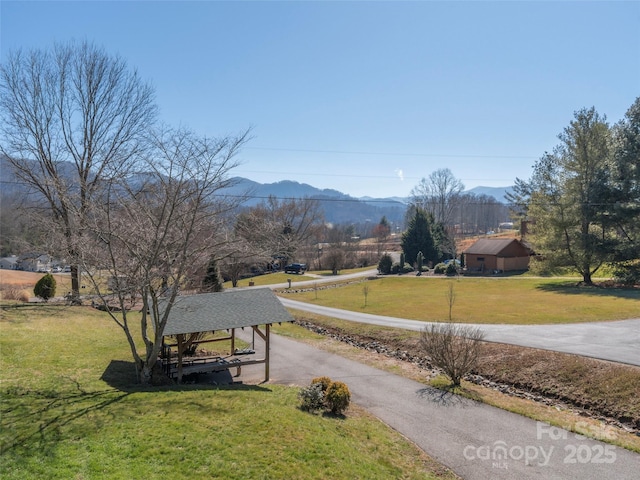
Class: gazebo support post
252,324,270,382
230,329,235,355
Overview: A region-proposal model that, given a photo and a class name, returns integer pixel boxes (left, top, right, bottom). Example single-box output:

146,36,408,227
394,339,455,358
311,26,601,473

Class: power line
245,146,538,160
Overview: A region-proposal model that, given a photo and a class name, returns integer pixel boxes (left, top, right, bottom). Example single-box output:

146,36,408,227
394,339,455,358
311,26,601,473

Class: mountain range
220,177,513,225
0,156,513,226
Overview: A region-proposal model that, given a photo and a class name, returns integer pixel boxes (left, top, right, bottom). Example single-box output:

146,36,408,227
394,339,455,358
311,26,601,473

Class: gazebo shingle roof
160,288,293,336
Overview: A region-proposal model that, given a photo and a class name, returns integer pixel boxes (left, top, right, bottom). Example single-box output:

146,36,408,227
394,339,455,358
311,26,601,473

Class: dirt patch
294,318,640,435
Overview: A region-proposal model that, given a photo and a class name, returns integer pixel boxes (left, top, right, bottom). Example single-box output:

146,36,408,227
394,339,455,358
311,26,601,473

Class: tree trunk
70,265,81,304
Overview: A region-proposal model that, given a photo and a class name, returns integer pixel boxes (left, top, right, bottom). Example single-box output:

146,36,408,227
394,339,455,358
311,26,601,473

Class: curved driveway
279,297,640,366
238,333,640,479
266,269,640,366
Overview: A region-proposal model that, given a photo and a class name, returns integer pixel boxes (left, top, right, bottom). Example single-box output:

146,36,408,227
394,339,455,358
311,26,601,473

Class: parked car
284,263,307,274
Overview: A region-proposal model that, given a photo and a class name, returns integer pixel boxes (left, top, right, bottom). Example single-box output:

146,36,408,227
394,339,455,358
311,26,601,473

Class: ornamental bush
311,376,332,392
377,254,393,275
433,263,447,274
34,273,56,302
324,381,351,415
298,383,325,412
300,377,351,415
445,262,458,276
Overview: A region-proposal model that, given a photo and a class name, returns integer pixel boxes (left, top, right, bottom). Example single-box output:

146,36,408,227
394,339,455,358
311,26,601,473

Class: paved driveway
238,334,640,479
278,298,640,366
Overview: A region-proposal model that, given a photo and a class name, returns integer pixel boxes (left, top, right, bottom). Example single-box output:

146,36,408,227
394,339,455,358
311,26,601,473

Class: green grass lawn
224,271,314,288
223,265,375,288
279,276,640,324
0,303,456,480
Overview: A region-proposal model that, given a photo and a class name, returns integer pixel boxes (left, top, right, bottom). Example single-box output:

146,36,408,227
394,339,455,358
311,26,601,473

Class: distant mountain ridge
221,177,408,225
221,178,514,205
0,156,514,226
466,186,514,204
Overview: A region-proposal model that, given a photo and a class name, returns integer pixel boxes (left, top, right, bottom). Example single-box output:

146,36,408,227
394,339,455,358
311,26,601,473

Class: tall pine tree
402,208,438,267
527,107,613,284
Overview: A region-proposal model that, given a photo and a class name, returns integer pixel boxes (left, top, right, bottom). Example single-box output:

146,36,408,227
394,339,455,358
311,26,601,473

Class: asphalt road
238,333,640,480
278,297,640,366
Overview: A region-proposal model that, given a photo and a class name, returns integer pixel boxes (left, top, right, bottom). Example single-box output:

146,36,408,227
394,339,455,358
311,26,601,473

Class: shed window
477,257,485,261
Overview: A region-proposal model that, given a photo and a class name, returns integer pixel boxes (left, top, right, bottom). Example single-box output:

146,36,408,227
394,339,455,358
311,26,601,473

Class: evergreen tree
401,208,438,266
202,257,224,292
377,253,393,275
416,251,424,273
527,107,613,284
608,97,640,283
34,273,56,302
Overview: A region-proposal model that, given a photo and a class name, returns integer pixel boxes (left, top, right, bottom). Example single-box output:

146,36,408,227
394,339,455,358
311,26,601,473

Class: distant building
17,253,52,272
0,255,19,270
463,238,531,273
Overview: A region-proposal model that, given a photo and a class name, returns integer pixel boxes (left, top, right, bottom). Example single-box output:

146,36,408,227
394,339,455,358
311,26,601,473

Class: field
279,276,640,324
0,303,457,479
0,270,73,300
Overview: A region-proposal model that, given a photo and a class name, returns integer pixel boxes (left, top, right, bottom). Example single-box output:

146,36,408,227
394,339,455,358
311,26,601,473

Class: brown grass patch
478,343,640,429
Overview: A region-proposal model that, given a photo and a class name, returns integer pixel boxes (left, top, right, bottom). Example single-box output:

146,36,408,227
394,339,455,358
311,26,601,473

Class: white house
0,255,19,270
17,253,52,272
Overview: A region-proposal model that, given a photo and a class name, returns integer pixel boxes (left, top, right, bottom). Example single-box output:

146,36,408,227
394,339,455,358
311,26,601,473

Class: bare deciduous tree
80,127,249,384
419,284,484,387
0,41,157,301
242,196,323,266
420,322,484,387
410,168,464,226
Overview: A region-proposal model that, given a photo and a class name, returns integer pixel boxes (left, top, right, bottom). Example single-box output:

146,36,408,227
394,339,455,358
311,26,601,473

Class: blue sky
2,1,639,198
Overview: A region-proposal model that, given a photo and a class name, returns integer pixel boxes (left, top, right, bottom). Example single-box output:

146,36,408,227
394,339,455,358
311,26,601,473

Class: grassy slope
278,276,640,324
0,303,457,480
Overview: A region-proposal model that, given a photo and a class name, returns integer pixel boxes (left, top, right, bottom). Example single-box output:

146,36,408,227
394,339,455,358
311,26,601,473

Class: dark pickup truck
284,263,307,274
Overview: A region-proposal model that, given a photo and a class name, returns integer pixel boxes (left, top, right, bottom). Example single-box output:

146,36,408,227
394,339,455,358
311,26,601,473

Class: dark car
284,263,307,274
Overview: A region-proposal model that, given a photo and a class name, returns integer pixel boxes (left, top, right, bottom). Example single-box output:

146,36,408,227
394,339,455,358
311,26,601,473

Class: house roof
463,238,526,256
18,252,50,261
160,288,294,336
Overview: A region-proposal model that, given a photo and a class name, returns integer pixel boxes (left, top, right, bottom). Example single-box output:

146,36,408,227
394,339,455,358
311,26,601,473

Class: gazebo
157,288,293,383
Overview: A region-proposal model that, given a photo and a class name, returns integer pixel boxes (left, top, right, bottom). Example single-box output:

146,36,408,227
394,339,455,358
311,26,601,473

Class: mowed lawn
0,304,456,480
279,277,640,324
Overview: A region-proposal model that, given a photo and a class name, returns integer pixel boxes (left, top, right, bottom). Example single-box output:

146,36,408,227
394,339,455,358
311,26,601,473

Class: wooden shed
157,288,293,383
463,238,531,273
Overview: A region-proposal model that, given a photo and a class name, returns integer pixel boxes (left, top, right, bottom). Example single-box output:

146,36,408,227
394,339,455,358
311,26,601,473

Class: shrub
377,254,393,275
613,260,640,286
445,262,457,276
420,322,485,387
298,383,325,412
324,381,351,415
433,263,447,274
34,273,56,302
300,377,351,415
401,263,414,274
391,262,414,274
311,376,332,392
416,251,424,274
1,285,29,302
